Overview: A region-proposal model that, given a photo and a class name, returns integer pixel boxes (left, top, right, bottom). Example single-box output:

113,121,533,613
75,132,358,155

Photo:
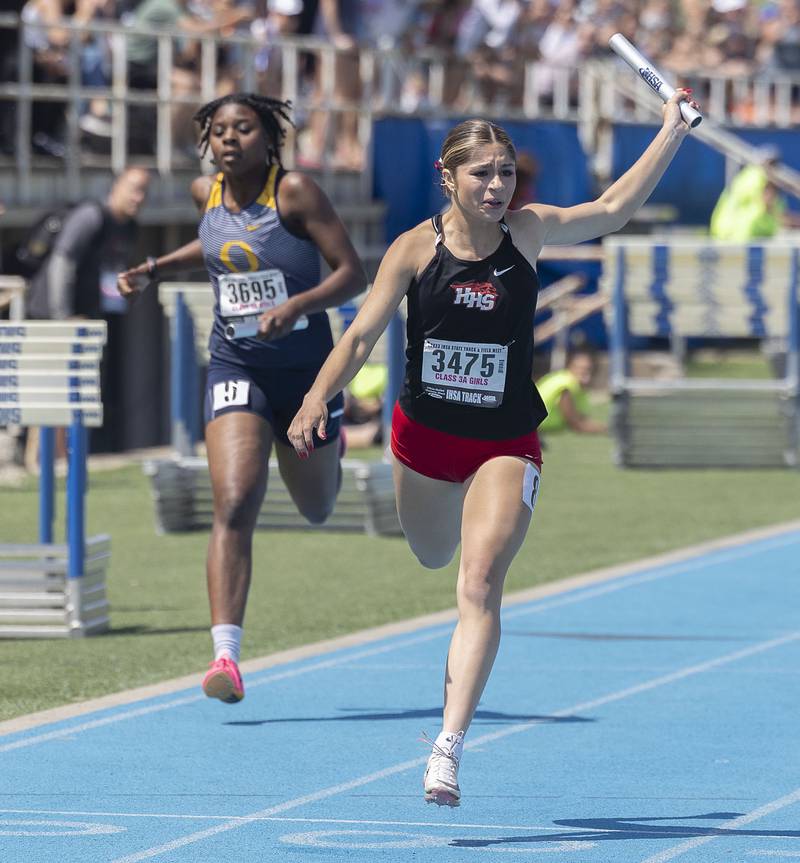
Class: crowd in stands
6,0,800,164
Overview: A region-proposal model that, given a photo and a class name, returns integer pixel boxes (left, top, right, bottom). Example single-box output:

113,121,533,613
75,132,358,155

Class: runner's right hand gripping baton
608,33,702,129
225,315,309,340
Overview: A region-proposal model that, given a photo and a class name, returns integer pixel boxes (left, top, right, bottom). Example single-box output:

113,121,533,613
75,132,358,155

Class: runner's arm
287,232,417,454
526,91,695,247
277,172,367,316
118,239,205,296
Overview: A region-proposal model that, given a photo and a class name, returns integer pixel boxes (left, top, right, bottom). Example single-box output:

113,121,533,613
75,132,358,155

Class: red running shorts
391,402,542,484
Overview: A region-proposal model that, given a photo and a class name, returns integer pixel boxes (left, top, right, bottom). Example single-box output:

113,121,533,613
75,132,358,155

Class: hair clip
434,159,443,172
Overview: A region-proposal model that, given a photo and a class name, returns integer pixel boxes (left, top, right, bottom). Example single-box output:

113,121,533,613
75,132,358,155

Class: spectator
537,348,607,435
77,0,118,143
343,361,387,448
22,0,70,157
534,1,594,104
252,0,304,96
125,0,253,155
709,147,790,241
24,167,151,455
757,0,800,73
306,0,422,169
0,0,19,155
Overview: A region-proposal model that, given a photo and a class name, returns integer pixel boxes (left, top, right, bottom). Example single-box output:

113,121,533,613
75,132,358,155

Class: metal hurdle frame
604,237,800,468
148,283,403,535
0,321,111,637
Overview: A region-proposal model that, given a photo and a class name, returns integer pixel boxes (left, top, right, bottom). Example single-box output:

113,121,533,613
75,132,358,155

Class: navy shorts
204,359,343,448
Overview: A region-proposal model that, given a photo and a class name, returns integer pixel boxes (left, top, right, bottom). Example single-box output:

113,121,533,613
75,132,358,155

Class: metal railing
1,12,799,205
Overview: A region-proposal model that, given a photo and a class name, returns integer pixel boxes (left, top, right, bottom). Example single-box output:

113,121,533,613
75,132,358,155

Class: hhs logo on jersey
450,280,497,311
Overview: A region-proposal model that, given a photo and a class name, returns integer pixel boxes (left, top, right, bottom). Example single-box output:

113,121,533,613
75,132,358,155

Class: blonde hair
438,119,516,197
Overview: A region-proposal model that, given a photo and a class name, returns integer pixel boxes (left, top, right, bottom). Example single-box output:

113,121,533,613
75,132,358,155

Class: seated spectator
305,0,422,169
76,0,118,143
537,348,607,435
533,1,594,104
343,362,387,448
252,0,304,97
22,0,71,156
125,0,253,156
757,0,800,73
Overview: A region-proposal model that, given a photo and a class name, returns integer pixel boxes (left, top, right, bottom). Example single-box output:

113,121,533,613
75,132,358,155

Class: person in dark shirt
24,167,150,458
27,167,150,319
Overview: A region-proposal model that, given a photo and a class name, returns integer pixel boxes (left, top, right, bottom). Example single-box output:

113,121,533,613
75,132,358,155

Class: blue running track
2,524,799,862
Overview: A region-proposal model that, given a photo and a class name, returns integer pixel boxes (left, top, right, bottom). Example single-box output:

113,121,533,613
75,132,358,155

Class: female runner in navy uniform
288,90,699,806
118,93,366,704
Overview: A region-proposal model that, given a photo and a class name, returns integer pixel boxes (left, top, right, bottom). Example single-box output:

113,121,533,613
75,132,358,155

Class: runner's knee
409,540,456,570
214,486,263,532
457,559,504,610
295,493,336,525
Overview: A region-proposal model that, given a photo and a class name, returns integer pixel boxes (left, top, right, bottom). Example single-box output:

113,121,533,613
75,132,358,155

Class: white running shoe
423,733,463,807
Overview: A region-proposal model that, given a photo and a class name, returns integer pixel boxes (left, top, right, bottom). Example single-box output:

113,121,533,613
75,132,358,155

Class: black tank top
398,214,547,440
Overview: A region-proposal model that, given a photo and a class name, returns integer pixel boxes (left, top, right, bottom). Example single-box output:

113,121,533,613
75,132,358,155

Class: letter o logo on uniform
221,241,258,273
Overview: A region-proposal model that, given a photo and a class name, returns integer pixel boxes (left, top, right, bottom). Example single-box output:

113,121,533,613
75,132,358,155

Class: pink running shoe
202,657,244,703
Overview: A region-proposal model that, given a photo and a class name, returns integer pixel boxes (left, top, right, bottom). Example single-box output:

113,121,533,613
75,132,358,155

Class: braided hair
193,93,294,166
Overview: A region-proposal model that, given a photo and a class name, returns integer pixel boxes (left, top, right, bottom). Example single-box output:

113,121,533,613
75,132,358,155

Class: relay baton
608,33,702,128
224,315,309,340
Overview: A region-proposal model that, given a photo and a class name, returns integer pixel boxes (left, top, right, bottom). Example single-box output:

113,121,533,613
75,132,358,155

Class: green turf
2,424,799,723
685,350,774,379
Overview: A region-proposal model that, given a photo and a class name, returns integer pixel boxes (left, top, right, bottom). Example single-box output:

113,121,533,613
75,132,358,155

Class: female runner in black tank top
288,90,699,807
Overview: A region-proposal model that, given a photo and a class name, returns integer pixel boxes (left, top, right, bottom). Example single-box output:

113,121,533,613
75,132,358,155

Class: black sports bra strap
499,218,510,234
431,214,444,247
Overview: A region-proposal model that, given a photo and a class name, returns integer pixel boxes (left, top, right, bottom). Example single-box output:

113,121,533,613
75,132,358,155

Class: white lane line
0,809,569,831
0,631,450,754
640,787,800,863
109,630,800,863
5,521,799,738
6,531,799,755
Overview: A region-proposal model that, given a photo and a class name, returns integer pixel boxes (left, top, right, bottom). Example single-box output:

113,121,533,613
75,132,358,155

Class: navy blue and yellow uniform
201,166,342,443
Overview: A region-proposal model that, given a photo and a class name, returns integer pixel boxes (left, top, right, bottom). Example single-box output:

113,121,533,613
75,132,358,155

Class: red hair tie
434,159,443,172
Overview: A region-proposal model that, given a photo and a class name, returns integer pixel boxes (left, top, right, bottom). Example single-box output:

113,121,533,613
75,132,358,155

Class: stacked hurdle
0,321,111,637
603,238,800,468
147,283,403,536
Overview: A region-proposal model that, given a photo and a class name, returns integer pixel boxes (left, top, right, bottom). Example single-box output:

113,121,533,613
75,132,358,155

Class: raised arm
527,91,697,248
287,230,421,455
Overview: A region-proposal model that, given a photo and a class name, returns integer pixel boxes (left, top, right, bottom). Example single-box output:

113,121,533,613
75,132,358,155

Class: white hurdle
603,238,800,468
0,321,111,637
148,283,402,536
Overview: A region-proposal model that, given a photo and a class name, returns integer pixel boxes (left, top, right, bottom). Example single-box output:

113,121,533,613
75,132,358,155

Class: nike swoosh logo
246,219,272,232
493,265,515,276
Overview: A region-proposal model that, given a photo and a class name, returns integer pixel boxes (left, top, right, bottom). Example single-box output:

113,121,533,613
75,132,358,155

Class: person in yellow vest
709,147,786,242
537,349,607,434
343,361,388,448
